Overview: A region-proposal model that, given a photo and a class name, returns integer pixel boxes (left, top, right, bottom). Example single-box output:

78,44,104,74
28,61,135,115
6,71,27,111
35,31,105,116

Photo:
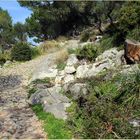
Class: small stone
64,66,76,74
64,74,75,83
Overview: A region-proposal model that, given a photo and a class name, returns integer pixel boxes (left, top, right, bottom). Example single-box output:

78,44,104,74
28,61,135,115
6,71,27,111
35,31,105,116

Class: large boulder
29,85,71,120
76,64,91,79
67,83,88,100
76,60,112,79
32,68,58,81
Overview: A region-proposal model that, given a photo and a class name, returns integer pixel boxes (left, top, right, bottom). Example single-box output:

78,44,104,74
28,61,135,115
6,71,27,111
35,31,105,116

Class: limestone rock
66,54,78,66
76,64,90,79
44,103,71,120
68,83,87,100
64,74,75,83
64,65,76,74
96,48,119,62
29,85,71,120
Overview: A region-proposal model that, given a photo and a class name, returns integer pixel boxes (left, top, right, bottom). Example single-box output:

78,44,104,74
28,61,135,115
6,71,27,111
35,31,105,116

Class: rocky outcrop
29,85,71,120
29,47,126,120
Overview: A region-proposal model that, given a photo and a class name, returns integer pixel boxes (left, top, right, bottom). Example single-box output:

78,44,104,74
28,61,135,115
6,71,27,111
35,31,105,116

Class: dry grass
39,40,60,54
54,48,69,64
56,36,69,42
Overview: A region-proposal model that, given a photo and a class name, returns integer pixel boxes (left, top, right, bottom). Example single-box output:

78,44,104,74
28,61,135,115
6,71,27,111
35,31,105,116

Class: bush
80,32,90,42
31,46,41,59
11,42,32,61
127,26,140,42
67,71,140,139
57,62,66,71
100,36,114,51
0,49,12,65
76,44,99,61
40,40,60,54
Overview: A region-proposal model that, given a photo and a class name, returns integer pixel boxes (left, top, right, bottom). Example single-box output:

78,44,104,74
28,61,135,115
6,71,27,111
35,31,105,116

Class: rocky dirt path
0,39,80,138
0,55,49,139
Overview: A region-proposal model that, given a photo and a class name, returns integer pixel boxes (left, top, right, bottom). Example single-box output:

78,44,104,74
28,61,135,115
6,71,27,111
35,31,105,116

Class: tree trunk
98,19,103,34
107,13,114,26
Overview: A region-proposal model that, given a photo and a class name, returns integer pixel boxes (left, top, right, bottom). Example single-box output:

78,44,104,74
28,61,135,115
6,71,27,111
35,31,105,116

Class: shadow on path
0,75,22,92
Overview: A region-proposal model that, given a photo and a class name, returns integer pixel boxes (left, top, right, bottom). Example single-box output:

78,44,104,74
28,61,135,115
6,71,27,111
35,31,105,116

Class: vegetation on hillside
67,71,140,139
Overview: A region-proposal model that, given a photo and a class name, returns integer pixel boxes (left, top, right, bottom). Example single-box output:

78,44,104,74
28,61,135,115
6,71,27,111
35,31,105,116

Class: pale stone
64,74,75,83
64,65,76,74
66,54,78,66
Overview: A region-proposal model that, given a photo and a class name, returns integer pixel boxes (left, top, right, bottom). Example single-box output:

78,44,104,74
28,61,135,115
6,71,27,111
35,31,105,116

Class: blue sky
0,0,37,45
0,0,32,23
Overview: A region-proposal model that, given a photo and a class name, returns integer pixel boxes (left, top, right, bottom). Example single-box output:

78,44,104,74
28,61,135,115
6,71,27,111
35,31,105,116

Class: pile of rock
29,48,126,120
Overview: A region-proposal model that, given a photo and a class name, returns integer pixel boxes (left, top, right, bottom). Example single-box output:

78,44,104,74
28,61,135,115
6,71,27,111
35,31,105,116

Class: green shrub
67,48,76,54
127,26,140,42
76,44,99,61
57,62,66,70
11,42,32,61
28,87,37,98
40,40,60,54
80,32,90,42
31,46,41,59
0,50,11,65
32,77,51,85
0,57,6,65
67,71,140,139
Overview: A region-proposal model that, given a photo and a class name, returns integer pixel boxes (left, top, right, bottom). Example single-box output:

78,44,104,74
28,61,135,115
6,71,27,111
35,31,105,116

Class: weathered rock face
29,86,71,120
76,64,91,79
124,39,140,64
66,54,78,66
29,46,125,121
64,66,76,74
64,74,75,83
67,83,88,100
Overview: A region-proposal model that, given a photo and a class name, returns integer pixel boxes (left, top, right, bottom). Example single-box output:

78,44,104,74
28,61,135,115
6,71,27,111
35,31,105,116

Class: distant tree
0,8,14,52
18,1,95,42
14,22,28,42
118,1,140,32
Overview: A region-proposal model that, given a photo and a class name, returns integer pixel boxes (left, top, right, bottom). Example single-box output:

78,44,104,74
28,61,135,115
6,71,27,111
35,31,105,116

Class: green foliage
31,46,41,59
76,44,99,61
100,36,114,51
80,32,90,42
32,104,72,139
11,42,32,61
0,8,14,50
68,48,76,54
0,50,11,64
28,87,37,98
40,40,60,54
57,62,66,71
118,2,140,32
13,22,28,42
127,26,140,42
32,78,51,85
0,57,6,66
67,71,140,139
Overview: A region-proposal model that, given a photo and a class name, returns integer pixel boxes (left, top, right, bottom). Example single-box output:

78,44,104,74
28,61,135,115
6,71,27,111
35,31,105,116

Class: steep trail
0,55,48,139
0,39,79,138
